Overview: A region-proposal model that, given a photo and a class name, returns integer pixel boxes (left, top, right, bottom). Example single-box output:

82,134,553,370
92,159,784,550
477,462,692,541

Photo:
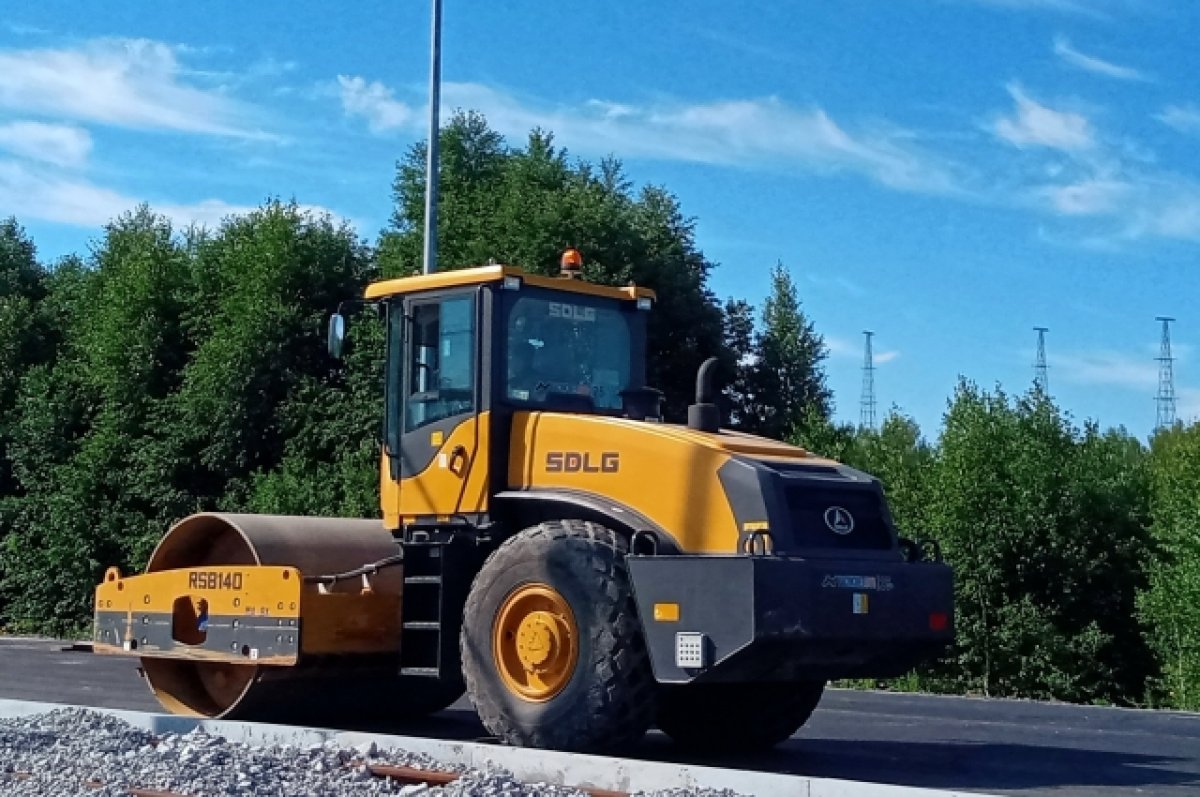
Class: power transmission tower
860,330,877,431
1033,326,1049,394
1156,316,1177,431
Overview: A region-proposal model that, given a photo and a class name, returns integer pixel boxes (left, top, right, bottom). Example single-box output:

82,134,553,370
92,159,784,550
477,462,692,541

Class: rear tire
656,681,825,752
460,520,655,752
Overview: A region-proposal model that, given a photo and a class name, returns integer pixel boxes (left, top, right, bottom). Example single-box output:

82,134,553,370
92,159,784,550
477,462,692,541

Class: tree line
0,112,1196,712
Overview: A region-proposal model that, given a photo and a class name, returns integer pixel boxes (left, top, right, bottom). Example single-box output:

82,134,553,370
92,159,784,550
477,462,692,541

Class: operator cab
351,251,656,422
327,252,657,521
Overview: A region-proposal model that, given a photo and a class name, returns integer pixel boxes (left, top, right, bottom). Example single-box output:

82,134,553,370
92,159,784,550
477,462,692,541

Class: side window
405,295,475,431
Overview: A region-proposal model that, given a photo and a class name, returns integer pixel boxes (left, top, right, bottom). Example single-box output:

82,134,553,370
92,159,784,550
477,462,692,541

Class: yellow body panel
92,564,401,664
94,565,300,620
93,565,302,664
382,411,492,528
510,412,767,553
364,264,655,302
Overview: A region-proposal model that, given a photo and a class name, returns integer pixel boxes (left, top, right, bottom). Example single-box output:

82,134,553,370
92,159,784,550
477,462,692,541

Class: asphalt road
2,635,1197,796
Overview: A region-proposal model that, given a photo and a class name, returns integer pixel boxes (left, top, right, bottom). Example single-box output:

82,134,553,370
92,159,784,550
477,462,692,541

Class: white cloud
155,198,263,228
1034,175,1200,243
1128,186,1200,241
1052,36,1148,81
978,83,1200,244
946,0,1132,16
336,78,960,195
337,75,413,134
0,158,345,231
1049,350,1158,390
993,84,1094,152
1178,388,1200,424
0,121,91,167
5,23,50,36
0,38,266,138
0,159,133,226
1039,177,1130,215
825,336,857,358
485,85,958,192
1157,104,1200,135
154,198,349,231
826,334,900,365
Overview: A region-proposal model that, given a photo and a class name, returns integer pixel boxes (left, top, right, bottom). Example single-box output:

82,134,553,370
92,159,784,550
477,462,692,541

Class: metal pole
422,0,442,274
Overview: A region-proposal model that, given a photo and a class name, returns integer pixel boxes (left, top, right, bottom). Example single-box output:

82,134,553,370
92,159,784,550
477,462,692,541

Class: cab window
505,292,631,411
405,294,475,431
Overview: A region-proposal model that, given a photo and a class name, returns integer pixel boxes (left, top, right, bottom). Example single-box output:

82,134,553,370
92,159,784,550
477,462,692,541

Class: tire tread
460,519,655,751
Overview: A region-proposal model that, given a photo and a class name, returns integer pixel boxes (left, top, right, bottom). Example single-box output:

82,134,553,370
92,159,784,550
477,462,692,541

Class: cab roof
363,264,656,302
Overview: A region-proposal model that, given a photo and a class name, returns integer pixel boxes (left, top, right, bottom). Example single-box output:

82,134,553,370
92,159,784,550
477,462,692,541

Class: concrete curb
0,698,1000,797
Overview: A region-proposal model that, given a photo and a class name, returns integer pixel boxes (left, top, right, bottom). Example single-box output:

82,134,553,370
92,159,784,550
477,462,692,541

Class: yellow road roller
93,253,954,752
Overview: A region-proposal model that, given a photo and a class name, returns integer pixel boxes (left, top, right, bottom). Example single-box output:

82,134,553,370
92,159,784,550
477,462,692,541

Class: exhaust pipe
687,356,721,433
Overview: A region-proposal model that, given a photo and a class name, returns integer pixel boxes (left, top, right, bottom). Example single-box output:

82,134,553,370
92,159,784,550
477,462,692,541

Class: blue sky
1,0,1198,441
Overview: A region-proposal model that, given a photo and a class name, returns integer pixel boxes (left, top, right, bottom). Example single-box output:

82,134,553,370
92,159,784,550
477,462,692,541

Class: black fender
491,488,681,554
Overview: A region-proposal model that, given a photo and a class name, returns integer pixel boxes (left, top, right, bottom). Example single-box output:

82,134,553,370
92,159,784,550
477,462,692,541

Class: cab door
380,290,490,528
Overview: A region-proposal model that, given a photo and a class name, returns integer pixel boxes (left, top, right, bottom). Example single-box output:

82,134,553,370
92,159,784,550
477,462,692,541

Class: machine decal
548,302,596,322
545,451,620,473
821,574,894,591
823,506,855,535
188,571,245,590
853,594,870,614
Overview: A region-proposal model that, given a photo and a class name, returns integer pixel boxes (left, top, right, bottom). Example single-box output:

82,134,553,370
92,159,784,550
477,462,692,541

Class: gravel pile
0,708,746,797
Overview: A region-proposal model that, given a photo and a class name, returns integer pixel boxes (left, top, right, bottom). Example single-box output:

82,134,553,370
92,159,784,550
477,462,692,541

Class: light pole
422,0,442,275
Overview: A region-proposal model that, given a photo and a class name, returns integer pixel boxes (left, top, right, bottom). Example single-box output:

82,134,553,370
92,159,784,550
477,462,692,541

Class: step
402,621,441,631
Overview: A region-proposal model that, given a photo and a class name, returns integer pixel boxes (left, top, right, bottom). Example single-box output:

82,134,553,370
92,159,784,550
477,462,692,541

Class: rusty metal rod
368,763,630,797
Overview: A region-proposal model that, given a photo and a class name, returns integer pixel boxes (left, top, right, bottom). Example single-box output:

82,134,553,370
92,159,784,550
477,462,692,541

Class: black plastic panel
782,483,894,550
627,554,954,684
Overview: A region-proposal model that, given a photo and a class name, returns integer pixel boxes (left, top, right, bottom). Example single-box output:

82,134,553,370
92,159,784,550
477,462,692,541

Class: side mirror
327,312,347,359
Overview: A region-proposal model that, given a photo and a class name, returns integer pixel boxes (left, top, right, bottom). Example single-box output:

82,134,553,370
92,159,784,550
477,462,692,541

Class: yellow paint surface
508,413,764,553
653,603,681,622
365,264,655,302
382,412,491,528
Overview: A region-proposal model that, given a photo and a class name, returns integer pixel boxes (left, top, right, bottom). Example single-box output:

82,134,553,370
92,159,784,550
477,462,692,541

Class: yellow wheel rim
493,583,579,702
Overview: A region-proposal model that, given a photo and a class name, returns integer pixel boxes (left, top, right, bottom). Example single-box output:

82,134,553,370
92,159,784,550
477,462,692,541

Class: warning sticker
853,593,869,614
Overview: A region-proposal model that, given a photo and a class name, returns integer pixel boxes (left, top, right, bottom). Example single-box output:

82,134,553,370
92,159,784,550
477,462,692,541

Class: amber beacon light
560,247,582,278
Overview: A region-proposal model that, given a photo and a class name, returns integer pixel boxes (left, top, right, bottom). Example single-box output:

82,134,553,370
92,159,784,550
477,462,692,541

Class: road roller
93,251,954,752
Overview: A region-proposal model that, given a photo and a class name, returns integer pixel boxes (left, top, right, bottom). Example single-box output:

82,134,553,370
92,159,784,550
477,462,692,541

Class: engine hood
635,422,842,468
507,411,887,556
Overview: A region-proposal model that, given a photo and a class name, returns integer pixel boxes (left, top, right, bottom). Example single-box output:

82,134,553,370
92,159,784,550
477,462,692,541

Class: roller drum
140,512,411,723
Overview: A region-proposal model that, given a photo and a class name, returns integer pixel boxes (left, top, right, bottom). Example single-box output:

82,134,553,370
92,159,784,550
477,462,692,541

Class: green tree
731,263,831,441
381,112,727,419
172,199,375,516
720,298,757,428
924,382,1153,704
247,310,386,518
0,219,50,623
850,410,935,537
1066,423,1155,702
1139,423,1200,710
0,218,49,496
2,207,192,632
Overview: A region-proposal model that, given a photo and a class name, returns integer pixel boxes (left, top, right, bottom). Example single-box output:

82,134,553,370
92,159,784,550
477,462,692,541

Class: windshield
505,291,632,411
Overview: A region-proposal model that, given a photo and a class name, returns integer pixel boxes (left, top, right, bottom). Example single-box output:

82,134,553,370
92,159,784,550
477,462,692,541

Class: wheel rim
493,583,579,702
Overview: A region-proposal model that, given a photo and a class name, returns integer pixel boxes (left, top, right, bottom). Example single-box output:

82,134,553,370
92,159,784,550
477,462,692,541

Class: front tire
460,520,655,752
656,681,826,752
